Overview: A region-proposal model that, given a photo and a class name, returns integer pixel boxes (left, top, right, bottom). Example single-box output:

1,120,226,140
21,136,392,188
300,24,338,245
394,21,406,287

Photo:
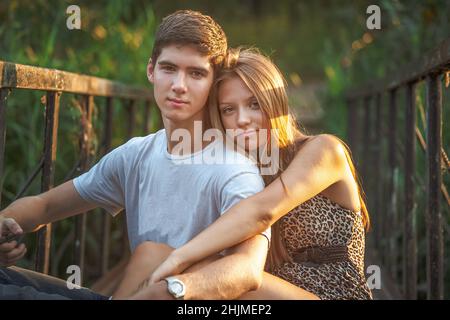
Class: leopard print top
271,194,373,300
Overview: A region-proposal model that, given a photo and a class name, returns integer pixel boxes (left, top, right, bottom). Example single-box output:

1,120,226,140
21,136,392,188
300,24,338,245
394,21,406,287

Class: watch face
172,282,183,295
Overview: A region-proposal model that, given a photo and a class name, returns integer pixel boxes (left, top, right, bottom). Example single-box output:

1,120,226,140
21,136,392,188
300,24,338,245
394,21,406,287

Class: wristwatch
164,276,186,300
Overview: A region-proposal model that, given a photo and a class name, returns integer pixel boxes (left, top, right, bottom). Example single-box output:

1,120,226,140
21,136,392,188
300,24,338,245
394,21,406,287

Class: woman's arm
150,134,349,282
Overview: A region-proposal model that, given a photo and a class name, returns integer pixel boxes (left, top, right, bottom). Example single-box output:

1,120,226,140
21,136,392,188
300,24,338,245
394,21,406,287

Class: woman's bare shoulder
294,134,346,160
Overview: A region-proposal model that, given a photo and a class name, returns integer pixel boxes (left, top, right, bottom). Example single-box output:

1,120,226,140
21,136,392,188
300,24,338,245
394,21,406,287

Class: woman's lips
235,129,257,138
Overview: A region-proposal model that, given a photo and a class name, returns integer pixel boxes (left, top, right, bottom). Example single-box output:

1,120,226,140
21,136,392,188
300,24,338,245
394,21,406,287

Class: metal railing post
425,73,443,300
35,91,60,274
404,82,418,299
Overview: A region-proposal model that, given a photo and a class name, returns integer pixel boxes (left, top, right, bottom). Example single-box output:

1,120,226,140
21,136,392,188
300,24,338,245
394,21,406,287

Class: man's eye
161,66,175,72
191,71,204,78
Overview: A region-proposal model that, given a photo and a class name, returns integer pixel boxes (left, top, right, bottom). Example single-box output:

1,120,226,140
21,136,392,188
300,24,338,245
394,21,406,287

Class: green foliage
0,0,159,283
0,0,448,293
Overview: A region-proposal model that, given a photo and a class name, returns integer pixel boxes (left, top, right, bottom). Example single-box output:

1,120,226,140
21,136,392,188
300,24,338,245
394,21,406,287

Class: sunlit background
0,0,449,299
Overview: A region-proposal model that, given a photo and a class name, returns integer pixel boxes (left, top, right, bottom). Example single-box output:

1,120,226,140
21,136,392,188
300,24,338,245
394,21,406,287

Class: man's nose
172,72,187,94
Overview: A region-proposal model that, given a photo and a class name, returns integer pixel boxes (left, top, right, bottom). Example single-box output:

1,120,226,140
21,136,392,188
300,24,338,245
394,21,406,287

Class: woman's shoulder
295,134,346,155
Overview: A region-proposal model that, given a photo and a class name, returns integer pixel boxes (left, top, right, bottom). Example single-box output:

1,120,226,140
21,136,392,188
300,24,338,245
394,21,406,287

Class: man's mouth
167,97,189,106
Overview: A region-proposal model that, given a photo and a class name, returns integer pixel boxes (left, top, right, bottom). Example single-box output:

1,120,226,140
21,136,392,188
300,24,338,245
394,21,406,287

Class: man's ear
147,58,154,83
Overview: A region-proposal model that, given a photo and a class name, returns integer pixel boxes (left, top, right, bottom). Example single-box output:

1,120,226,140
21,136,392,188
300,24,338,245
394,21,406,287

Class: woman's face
218,76,270,151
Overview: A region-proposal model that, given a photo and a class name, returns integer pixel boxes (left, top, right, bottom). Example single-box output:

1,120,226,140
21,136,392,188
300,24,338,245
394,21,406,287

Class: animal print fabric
271,194,373,300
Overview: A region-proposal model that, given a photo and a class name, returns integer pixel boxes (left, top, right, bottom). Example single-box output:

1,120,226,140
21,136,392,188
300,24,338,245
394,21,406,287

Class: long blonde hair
209,48,370,271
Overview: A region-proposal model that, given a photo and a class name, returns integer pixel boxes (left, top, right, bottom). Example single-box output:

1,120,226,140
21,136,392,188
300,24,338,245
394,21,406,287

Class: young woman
116,48,372,300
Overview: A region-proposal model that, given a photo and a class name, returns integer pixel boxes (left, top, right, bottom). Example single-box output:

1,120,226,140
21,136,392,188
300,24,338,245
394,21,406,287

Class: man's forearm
177,253,261,300
176,236,268,300
0,196,48,233
1,180,98,234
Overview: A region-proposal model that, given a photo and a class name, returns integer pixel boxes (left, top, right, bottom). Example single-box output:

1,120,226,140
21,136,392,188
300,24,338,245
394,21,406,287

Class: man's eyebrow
157,60,177,67
157,60,210,74
187,66,210,74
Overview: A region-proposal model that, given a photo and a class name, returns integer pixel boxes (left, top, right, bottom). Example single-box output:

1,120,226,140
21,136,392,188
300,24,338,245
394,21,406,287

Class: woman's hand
149,251,191,284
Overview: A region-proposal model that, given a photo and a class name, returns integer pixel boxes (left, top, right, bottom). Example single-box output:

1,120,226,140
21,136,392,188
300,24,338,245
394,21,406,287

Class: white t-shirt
73,129,267,251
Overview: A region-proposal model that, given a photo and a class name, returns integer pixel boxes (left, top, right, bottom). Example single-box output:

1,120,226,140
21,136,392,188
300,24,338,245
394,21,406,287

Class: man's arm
132,235,269,300
0,180,96,233
0,180,98,266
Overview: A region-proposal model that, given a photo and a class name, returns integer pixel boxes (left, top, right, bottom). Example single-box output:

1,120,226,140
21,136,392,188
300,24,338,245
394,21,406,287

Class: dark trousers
0,266,108,300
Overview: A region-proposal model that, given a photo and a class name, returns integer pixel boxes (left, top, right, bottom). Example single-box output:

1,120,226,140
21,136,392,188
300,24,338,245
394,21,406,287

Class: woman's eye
250,101,260,109
221,106,233,114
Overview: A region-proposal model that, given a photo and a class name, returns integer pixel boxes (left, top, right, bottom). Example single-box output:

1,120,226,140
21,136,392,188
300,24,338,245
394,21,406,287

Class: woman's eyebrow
219,95,256,106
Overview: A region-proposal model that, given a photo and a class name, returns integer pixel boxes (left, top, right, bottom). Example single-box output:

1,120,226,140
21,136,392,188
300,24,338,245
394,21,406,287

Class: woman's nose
237,109,251,127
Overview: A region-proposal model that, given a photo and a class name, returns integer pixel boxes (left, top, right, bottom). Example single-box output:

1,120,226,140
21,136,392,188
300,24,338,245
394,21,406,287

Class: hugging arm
150,135,349,282
123,234,268,300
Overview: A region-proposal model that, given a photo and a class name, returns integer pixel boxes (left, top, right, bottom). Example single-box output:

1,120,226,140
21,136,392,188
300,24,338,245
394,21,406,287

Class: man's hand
0,217,27,267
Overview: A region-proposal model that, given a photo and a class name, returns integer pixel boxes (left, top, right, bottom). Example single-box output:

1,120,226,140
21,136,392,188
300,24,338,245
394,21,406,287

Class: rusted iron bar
346,99,357,153
74,95,93,284
127,99,136,140
143,100,151,135
0,61,153,100
358,96,374,249
0,89,8,205
426,73,443,300
384,89,397,271
119,99,136,252
100,97,113,275
35,91,60,274
346,37,450,99
362,96,371,198
62,158,82,182
404,82,417,299
374,93,382,250
13,156,44,201
415,127,450,207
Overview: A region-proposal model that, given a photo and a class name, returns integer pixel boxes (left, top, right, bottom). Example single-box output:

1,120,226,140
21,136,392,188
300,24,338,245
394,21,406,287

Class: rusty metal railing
346,38,449,299
0,60,159,283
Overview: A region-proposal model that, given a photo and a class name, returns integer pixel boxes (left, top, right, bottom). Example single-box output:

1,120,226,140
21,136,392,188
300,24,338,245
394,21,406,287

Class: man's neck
163,117,212,155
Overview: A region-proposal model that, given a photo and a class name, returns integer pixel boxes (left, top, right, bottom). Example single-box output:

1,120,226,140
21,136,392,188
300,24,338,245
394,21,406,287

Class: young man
0,10,269,300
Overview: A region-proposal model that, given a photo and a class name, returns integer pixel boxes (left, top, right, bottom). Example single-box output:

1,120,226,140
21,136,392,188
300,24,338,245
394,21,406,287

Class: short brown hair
151,10,227,68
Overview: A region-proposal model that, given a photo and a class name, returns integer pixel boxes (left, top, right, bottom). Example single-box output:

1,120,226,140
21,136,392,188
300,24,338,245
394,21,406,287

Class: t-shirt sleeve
73,144,127,216
219,171,271,243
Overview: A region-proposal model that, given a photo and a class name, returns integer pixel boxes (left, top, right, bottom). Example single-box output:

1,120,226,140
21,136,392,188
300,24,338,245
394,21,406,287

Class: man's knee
129,241,174,270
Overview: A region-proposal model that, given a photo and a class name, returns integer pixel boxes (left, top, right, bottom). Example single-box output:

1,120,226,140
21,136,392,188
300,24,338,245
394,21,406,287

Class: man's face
148,44,214,125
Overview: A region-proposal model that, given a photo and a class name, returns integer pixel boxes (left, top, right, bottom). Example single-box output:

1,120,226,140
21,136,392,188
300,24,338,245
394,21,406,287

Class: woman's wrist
169,247,189,269
171,246,196,271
